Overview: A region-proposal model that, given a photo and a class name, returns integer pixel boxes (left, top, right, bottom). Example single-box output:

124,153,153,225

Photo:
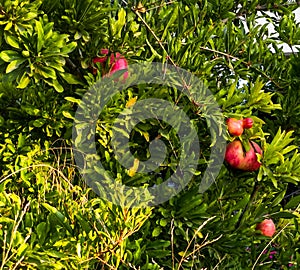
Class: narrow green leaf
270,211,298,219
271,190,286,207
284,195,300,210
42,203,73,234
65,96,81,104
62,111,74,120
16,243,29,257
161,4,178,41
35,20,44,52
227,79,238,101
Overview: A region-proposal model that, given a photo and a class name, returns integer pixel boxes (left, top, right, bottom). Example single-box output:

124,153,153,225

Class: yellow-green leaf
53,80,64,93
6,59,25,73
17,73,31,89
35,20,44,52
62,111,74,120
0,50,21,62
5,34,20,49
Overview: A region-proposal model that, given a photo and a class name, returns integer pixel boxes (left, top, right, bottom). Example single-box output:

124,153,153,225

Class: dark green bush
1,0,300,269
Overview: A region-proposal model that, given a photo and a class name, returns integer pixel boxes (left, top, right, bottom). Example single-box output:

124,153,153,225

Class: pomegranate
256,219,276,237
226,118,244,136
92,49,128,80
243,118,254,129
225,140,262,171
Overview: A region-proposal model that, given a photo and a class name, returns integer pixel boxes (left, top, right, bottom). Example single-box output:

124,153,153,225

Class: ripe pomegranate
243,118,254,129
225,140,262,171
256,219,276,237
92,49,128,80
226,118,244,136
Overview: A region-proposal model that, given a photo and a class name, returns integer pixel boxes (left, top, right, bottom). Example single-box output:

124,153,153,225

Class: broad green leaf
33,118,46,127
5,33,20,49
114,8,126,38
0,50,21,62
35,65,57,80
17,133,25,148
46,60,65,72
4,21,13,31
17,72,31,89
6,59,25,73
53,80,64,93
61,41,77,54
152,226,162,237
60,73,83,85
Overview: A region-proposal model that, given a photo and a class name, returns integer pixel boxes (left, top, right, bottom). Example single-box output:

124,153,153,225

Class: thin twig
199,46,283,89
251,222,289,269
170,218,175,269
177,216,217,269
132,5,192,94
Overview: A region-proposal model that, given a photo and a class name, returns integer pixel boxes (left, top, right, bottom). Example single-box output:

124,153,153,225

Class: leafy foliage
1,0,300,269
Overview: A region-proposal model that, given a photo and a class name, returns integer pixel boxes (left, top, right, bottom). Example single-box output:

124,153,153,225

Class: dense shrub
1,0,300,269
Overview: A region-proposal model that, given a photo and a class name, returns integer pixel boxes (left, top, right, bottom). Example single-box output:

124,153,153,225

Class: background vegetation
0,0,300,269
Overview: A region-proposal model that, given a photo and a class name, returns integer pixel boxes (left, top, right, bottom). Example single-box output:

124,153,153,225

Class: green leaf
6,59,26,73
60,73,83,85
4,21,13,31
21,105,40,116
17,133,25,148
35,19,44,52
61,42,77,54
16,242,29,257
62,111,74,120
5,33,20,49
0,217,15,223
0,50,21,62
270,211,298,219
152,226,162,237
52,80,64,93
161,4,178,41
65,96,81,104
37,66,56,79
227,79,238,101
114,8,126,38
284,195,300,210
271,189,286,207
42,203,73,234
33,118,46,127
17,72,31,89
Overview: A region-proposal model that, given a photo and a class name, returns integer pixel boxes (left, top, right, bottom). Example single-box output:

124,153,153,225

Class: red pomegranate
225,140,262,171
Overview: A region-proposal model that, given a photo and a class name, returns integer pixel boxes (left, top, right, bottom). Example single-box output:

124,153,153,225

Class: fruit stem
235,180,260,230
